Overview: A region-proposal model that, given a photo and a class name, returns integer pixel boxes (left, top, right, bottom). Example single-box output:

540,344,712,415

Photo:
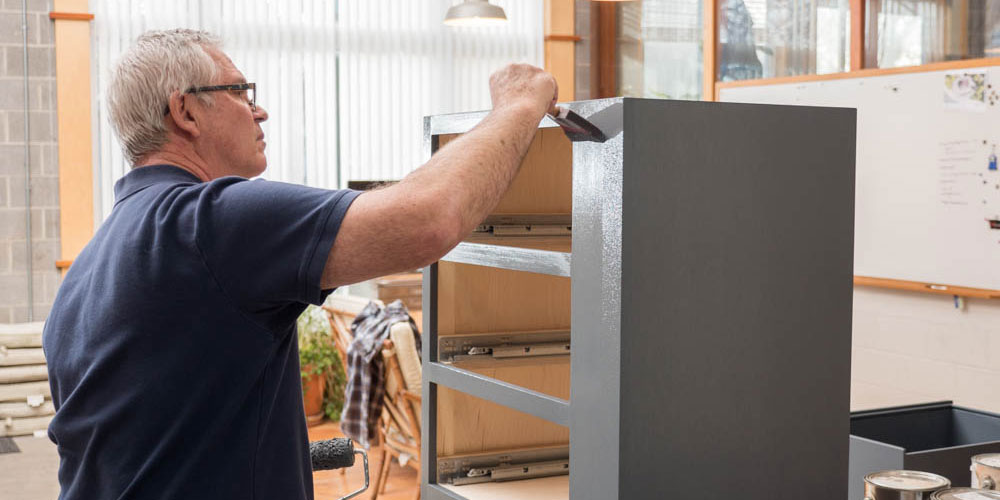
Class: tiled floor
0,421,418,500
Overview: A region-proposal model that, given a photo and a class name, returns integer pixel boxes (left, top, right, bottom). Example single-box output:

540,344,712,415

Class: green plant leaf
297,304,346,421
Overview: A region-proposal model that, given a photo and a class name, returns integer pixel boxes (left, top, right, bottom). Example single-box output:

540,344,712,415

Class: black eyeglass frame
184,82,257,111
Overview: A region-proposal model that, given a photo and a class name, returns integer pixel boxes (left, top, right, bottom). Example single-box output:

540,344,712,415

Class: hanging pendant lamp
444,0,508,27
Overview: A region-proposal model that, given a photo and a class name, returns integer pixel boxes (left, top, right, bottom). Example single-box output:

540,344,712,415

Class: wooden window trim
594,3,617,98
49,12,94,21
52,0,95,274
850,0,865,71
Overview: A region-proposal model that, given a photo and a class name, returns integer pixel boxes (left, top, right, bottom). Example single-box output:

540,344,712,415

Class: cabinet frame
421,97,856,500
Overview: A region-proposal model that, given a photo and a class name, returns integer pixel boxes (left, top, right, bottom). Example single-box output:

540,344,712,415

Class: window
623,0,704,99
866,0,1000,68
718,0,850,81
576,0,703,100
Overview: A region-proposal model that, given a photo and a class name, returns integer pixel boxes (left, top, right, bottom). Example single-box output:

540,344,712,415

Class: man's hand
489,64,559,118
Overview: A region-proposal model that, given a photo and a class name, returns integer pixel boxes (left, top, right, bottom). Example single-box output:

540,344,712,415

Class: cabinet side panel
434,261,572,453
569,99,626,500
618,100,856,500
848,437,904,500
436,387,570,456
448,358,571,400
438,129,572,215
436,262,571,336
493,128,573,214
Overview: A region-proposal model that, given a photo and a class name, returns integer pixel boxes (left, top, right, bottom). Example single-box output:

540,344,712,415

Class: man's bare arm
320,64,558,288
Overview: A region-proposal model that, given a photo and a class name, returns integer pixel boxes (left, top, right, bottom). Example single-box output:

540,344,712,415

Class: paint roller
310,438,369,500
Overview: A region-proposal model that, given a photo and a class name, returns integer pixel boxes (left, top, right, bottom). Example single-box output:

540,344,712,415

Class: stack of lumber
0,322,53,437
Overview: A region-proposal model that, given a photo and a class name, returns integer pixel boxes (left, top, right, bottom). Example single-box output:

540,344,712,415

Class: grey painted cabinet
421,98,856,500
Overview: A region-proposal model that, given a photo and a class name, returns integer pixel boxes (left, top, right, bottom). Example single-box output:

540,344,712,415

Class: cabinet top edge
424,98,855,142
426,97,625,136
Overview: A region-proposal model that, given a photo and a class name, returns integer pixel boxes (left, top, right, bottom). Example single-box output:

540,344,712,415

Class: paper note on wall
944,70,988,112
938,140,978,207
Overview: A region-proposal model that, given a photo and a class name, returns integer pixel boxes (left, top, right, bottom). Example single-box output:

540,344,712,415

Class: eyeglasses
184,82,257,111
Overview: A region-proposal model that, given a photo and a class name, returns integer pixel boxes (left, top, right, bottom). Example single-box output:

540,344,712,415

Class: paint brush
548,106,608,143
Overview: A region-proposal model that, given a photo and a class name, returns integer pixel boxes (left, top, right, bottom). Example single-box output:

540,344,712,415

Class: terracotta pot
302,368,326,427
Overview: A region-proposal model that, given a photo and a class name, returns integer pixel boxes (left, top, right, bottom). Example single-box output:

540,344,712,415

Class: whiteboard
719,64,1000,291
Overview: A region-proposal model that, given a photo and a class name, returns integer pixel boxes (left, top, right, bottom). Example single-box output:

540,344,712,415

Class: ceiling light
444,0,508,27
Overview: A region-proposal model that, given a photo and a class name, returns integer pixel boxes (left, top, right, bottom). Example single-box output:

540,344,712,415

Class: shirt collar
114,164,203,205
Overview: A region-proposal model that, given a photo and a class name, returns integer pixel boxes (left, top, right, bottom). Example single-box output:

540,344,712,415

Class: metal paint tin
972,454,1000,490
931,487,1000,499
864,470,951,500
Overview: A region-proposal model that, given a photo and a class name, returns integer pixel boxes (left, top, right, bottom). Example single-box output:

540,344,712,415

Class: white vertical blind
91,0,543,221
335,0,543,185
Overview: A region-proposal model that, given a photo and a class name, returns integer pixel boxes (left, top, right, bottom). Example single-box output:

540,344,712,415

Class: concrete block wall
0,0,60,323
852,287,1000,414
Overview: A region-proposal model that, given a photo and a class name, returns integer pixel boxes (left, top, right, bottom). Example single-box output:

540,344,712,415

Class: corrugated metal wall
91,0,543,221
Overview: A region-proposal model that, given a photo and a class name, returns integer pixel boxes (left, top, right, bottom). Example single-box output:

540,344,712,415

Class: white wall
852,286,1000,413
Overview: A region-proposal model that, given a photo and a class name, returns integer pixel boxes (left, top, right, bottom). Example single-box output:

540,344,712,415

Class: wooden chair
322,294,383,372
322,294,422,499
320,295,384,484
371,329,422,500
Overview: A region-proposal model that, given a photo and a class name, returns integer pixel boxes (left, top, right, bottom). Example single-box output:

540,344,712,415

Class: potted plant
297,305,344,426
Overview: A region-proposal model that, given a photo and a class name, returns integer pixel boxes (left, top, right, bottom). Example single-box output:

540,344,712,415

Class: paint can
864,470,951,500
931,487,1000,499
972,454,1000,490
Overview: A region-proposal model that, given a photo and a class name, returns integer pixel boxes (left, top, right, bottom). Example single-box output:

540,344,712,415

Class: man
43,29,557,499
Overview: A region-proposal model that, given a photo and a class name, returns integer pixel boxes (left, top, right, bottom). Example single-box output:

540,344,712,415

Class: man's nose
254,104,269,122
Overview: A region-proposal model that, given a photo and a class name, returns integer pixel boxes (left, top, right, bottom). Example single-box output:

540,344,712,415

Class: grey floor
0,435,60,500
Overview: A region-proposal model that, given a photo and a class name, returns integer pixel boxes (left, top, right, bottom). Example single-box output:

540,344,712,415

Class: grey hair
107,29,222,165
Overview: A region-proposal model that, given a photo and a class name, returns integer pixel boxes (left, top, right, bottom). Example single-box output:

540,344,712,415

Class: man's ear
165,90,201,138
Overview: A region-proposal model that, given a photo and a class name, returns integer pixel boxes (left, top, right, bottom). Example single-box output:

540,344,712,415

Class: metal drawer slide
438,446,570,486
473,214,572,237
438,331,570,363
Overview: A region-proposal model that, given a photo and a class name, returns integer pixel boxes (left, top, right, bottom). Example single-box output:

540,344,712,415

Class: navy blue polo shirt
43,165,360,500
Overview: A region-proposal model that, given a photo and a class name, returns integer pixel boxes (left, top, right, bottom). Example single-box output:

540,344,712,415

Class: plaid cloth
339,299,421,449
